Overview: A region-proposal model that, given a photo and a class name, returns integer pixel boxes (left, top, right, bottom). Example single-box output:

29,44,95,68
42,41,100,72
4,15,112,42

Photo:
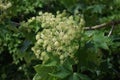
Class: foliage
0,0,120,80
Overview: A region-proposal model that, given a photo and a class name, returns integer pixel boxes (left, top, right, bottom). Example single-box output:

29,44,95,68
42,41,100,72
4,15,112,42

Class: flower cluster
32,11,84,64
0,1,12,10
0,1,12,22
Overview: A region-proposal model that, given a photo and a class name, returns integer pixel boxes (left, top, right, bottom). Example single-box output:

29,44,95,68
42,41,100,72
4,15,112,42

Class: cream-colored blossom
31,11,84,64
36,34,40,40
47,46,52,52
54,41,60,47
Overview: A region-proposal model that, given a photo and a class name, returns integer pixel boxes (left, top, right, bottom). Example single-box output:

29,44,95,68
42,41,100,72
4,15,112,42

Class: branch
10,19,120,31
10,21,20,27
84,20,120,30
108,25,114,37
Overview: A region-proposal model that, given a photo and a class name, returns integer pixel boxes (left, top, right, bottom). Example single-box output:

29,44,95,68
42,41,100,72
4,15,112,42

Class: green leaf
43,59,57,67
60,0,77,10
87,5,105,14
69,73,90,80
34,64,56,80
20,40,32,53
49,65,71,79
33,73,42,80
69,73,80,80
78,73,91,80
93,31,109,50
43,54,59,66
114,0,120,6
7,25,19,32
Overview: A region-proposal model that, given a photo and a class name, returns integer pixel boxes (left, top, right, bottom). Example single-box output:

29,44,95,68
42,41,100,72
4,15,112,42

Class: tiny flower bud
36,50,40,53
54,41,59,47
32,17,35,20
39,12,43,15
36,34,40,40
31,47,35,51
47,46,51,52
63,35,68,40
28,19,32,23
59,32,64,37
37,39,43,44
41,52,46,57
41,33,45,38
60,55,64,60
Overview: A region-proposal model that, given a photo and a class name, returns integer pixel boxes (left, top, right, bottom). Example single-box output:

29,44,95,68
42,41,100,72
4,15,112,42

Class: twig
84,20,120,30
10,19,120,31
108,25,114,37
10,21,20,27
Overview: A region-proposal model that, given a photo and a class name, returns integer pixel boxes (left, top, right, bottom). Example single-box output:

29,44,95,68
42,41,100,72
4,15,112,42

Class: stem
108,25,114,37
84,20,120,30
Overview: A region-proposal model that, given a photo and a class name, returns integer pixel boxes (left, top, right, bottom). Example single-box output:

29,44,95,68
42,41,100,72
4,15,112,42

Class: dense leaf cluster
0,0,120,80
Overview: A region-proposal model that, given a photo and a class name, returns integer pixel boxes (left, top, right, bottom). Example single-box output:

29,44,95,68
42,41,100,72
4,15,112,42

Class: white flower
36,34,40,40
39,12,43,15
28,19,33,23
41,52,46,57
59,32,64,37
54,41,59,47
52,37,57,42
47,46,52,52
44,40,48,46
63,35,68,40
41,23,46,28
37,39,43,44
60,55,64,60
31,17,35,20
36,50,40,54
41,33,45,38
31,47,35,51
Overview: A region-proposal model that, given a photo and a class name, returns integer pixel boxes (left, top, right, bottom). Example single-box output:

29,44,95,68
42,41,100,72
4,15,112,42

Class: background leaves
0,0,120,80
